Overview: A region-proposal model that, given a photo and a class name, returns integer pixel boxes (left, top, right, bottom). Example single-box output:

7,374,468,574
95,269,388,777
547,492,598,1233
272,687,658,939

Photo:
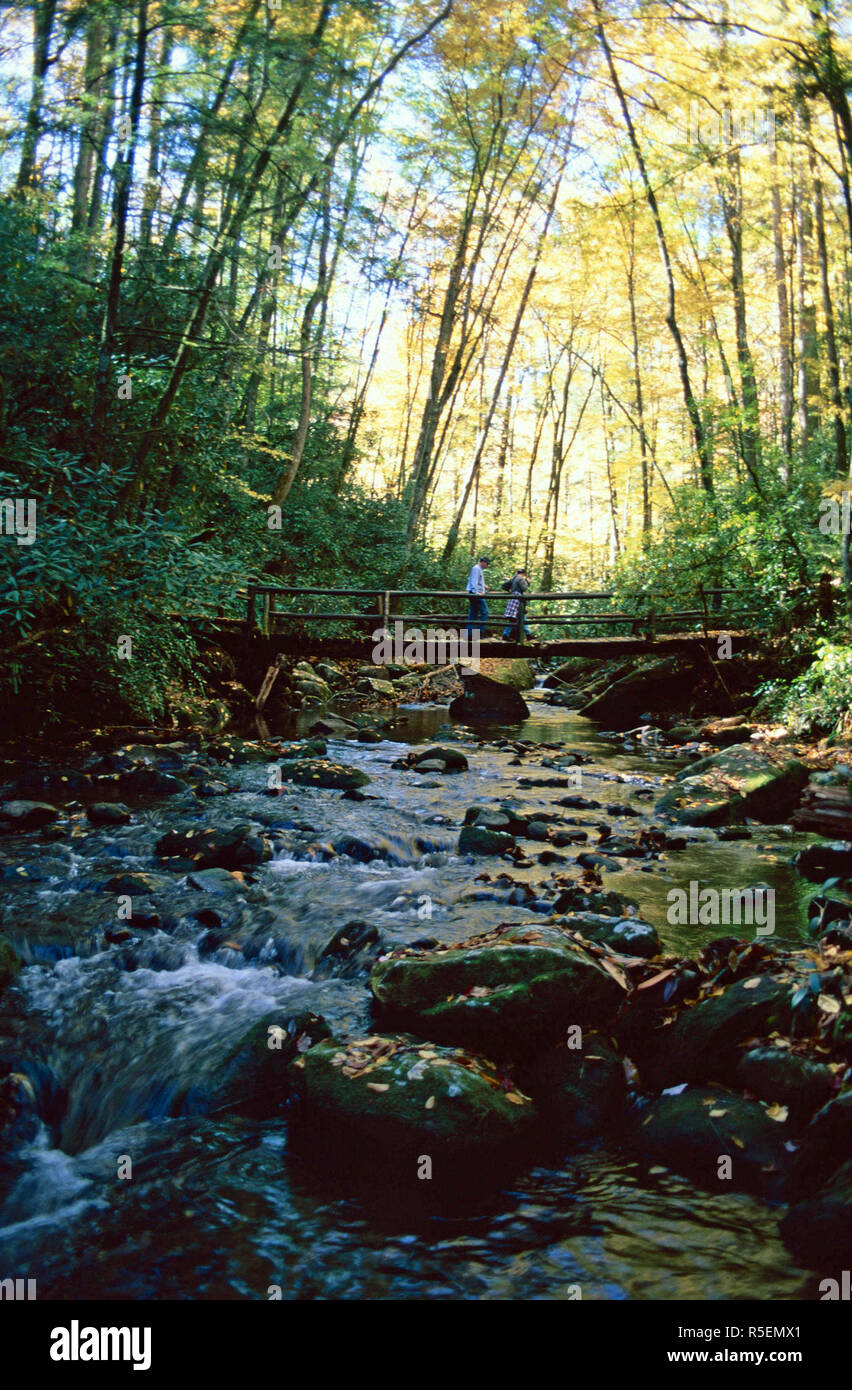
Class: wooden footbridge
223,582,785,660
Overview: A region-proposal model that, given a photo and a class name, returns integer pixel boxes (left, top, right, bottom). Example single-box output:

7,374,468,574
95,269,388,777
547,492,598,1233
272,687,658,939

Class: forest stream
0,688,826,1301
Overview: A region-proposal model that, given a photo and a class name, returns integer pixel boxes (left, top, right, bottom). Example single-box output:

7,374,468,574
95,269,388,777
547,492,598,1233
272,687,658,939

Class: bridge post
261,591,271,637
246,586,257,633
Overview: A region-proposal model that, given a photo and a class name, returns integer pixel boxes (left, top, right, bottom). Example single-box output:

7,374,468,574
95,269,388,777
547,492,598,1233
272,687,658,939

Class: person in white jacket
466,556,490,637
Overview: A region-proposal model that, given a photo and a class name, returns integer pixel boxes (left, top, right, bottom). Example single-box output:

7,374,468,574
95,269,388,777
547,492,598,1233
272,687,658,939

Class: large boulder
656,745,808,826
412,746,469,773
449,659,533,722
277,758,370,790
458,825,515,856
370,924,626,1059
289,1033,536,1189
639,974,792,1089
155,824,268,869
735,1046,836,1129
579,657,700,728
559,912,661,959
631,1084,790,1198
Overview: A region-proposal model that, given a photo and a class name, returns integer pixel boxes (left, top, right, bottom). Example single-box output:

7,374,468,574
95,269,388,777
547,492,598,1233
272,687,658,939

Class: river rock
793,841,852,884
182,1010,331,1119
518,1032,626,1142
0,801,60,831
413,746,469,772
458,825,515,856
579,656,700,728
631,1084,790,1198
289,1034,536,1185
735,1045,836,1129
656,746,808,826
561,912,661,958
187,867,245,895
369,924,626,1059
104,871,176,897
313,920,384,980
356,677,396,697
316,662,344,687
275,739,327,760
641,974,792,1088
449,659,533,721
308,715,358,736
277,758,370,790
155,824,268,869
118,768,187,797
699,717,755,747
86,803,132,826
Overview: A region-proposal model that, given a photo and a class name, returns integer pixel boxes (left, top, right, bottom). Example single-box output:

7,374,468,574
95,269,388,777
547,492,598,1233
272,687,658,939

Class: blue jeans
503,620,531,640
466,595,488,637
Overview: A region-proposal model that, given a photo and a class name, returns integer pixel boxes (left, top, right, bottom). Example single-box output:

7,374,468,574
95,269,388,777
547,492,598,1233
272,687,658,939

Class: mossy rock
735,1046,835,1129
458,824,515,856
642,974,792,1088
658,745,808,826
290,1033,536,1185
370,924,625,1059
277,758,370,790
560,912,661,958
631,1084,790,1198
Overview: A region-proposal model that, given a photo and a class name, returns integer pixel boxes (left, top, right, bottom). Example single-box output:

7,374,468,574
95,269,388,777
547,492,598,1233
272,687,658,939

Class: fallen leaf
766,1103,789,1122
425,1095,436,1109
366,1082,389,1092
742,977,762,990
818,993,841,1015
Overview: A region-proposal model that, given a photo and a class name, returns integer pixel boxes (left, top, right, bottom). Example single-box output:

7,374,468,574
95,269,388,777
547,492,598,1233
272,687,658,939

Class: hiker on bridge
502,567,532,641
465,555,490,637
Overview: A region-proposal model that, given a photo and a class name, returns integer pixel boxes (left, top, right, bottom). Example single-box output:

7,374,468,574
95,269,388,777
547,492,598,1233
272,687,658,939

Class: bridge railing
243,584,770,641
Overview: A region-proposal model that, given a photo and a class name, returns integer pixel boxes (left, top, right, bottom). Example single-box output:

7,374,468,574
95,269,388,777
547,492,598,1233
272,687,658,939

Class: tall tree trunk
16,0,58,193
626,250,651,532
717,112,761,480
86,13,119,233
71,6,106,231
769,132,793,471
139,25,174,250
269,175,332,507
89,0,149,456
808,124,847,474
794,136,819,447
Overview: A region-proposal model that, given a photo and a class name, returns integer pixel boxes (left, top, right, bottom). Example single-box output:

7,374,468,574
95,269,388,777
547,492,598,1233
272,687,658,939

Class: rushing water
0,695,821,1299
